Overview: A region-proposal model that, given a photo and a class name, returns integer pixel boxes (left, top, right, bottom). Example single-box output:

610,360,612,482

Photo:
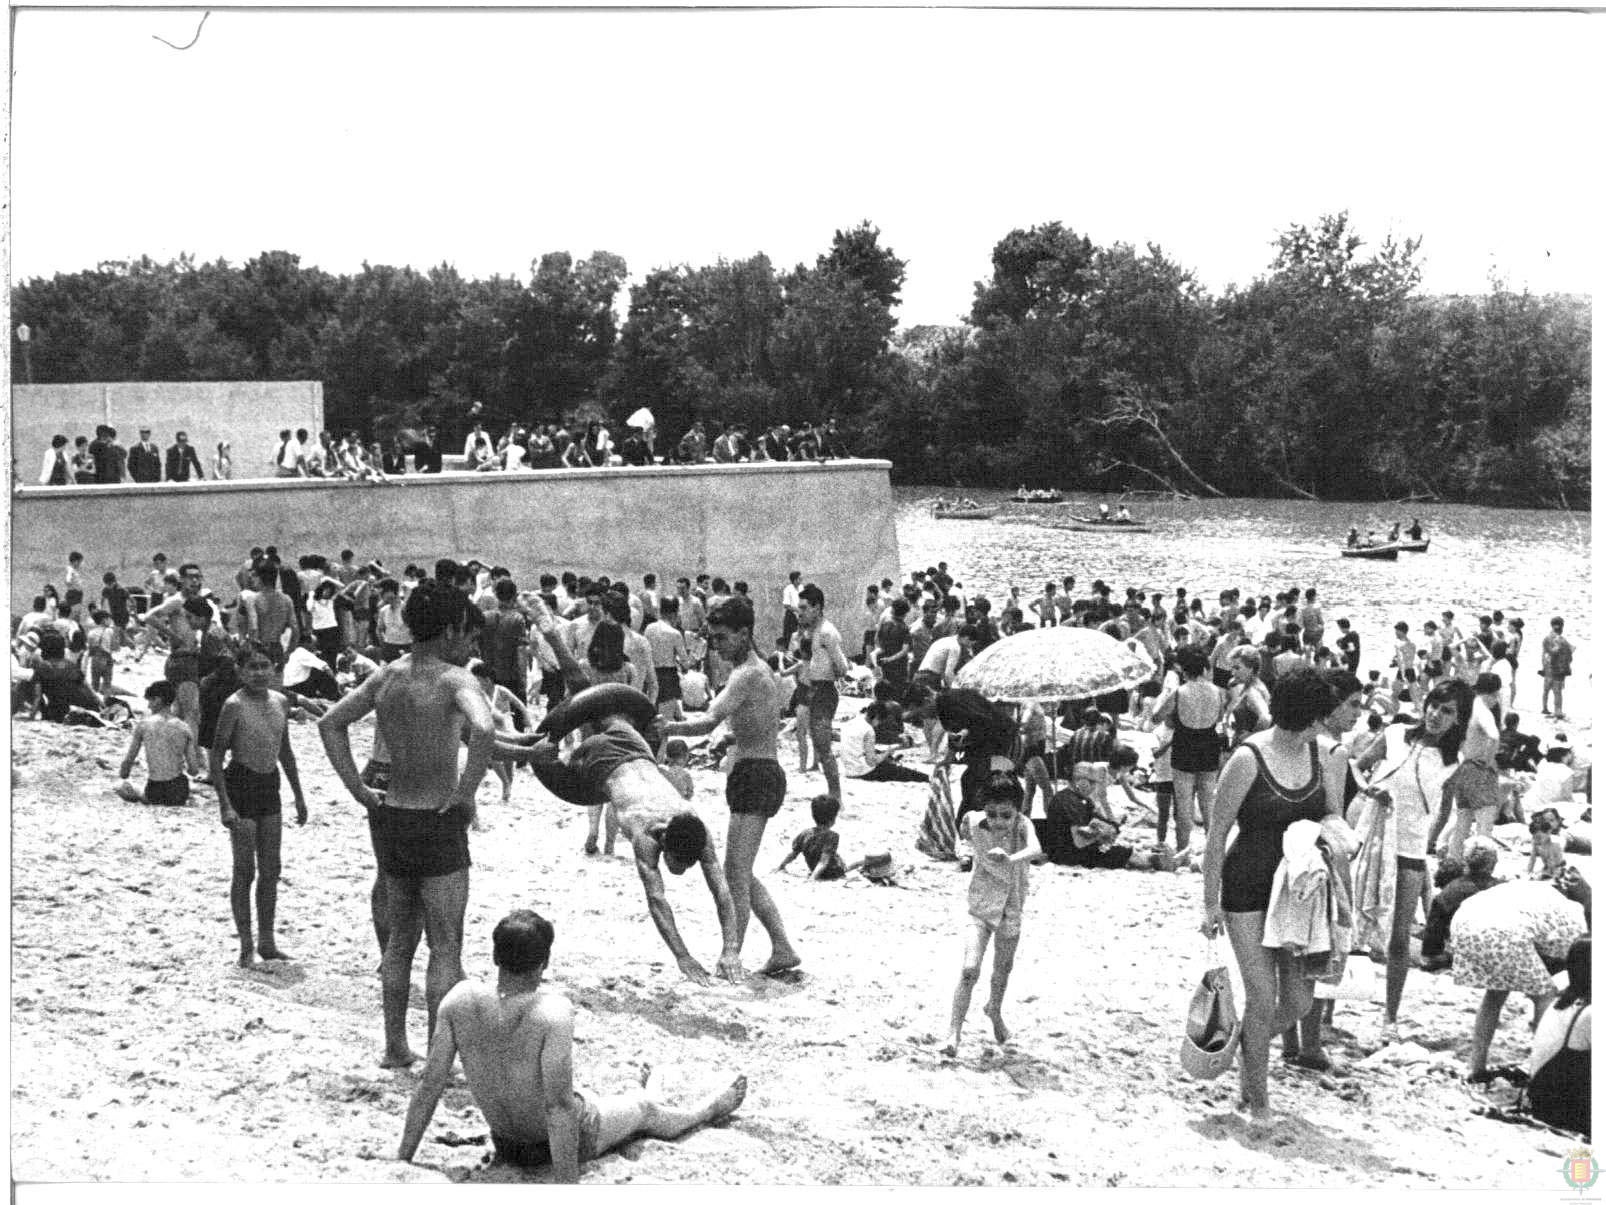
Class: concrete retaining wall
11,382,324,481
11,461,901,646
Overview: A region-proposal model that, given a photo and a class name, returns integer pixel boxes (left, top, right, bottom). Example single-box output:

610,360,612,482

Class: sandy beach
8,643,1592,1189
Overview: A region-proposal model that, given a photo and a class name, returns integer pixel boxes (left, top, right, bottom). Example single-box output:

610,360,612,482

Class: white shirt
39,446,71,484
782,583,801,611
840,712,878,778
918,635,965,685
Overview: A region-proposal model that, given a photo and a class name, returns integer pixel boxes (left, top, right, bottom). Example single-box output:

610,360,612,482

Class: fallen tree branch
1092,455,1189,497
1090,394,1226,497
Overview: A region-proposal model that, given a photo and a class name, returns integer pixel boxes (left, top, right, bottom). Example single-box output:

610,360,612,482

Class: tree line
12,214,1589,507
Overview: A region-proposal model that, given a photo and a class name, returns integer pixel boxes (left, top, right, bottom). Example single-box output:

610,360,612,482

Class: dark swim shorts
144,775,190,807
491,1091,602,1166
224,762,281,820
728,758,787,819
367,804,471,880
655,666,682,703
807,681,840,723
571,726,658,804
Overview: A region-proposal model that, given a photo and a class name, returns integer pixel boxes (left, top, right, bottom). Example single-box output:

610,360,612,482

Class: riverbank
9,653,1592,1187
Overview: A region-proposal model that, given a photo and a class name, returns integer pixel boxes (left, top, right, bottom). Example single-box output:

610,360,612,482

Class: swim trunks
367,803,471,879
808,681,839,724
727,758,786,819
570,725,657,805
491,1091,602,1167
655,666,682,703
224,763,281,820
144,775,190,807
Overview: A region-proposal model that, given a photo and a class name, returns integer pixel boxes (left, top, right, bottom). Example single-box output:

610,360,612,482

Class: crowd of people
455,415,853,472
9,540,1593,1166
36,424,216,485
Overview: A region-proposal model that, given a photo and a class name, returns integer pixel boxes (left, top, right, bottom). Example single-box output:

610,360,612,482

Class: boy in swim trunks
941,773,1040,1057
319,579,495,1067
398,909,746,1182
212,642,308,967
117,679,196,806
664,594,801,976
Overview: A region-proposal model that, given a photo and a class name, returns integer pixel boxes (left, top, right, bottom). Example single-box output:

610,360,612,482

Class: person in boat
934,498,950,513
1365,529,1379,547
1408,518,1423,541
1097,502,1110,522
1387,522,1401,543
1346,527,1360,549
1116,505,1133,524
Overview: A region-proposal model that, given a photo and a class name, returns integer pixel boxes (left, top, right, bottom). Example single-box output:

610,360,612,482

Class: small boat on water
1341,544,1400,560
1068,521,1151,534
1398,539,1431,553
933,505,999,520
1011,489,1065,504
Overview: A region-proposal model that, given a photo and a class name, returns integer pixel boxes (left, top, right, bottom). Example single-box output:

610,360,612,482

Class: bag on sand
916,769,959,861
1313,956,1376,1002
1180,940,1242,1080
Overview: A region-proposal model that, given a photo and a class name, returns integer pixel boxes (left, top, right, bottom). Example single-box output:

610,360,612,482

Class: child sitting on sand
1527,808,1567,880
117,680,196,806
942,773,1041,1056
776,794,848,881
659,738,695,801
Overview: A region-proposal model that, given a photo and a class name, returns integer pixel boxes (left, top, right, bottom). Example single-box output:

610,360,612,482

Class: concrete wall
11,461,901,647
11,382,324,481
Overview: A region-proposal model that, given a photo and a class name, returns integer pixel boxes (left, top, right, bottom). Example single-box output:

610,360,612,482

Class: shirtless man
212,642,308,968
319,580,496,1067
793,584,850,802
494,678,742,985
399,910,746,1181
664,595,800,976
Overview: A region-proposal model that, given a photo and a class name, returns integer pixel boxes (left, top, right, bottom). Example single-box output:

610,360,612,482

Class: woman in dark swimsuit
1201,671,1345,1127
1157,646,1225,843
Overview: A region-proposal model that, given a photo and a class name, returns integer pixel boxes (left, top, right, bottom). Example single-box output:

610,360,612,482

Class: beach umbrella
955,626,1155,703
626,406,655,431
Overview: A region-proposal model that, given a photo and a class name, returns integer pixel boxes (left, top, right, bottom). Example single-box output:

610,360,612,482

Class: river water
893,487,1593,723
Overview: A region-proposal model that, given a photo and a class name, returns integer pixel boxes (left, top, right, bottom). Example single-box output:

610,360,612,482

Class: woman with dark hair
1201,670,1345,1126
1225,645,1271,747
1156,645,1226,844
1526,931,1591,1135
582,420,612,467
1353,677,1474,1045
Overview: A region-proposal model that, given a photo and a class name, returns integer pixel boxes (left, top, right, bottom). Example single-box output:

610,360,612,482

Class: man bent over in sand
319,579,496,1066
496,688,744,985
399,909,746,1182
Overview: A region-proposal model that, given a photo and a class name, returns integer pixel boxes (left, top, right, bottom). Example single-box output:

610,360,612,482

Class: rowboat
1398,539,1430,553
1341,544,1400,560
1011,491,1065,504
933,505,999,520
1067,522,1152,534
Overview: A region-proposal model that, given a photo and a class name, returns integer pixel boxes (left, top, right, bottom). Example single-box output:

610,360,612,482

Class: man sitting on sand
495,687,745,986
400,909,746,1181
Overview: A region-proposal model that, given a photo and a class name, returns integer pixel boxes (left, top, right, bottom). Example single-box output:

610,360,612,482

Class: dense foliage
12,214,1589,506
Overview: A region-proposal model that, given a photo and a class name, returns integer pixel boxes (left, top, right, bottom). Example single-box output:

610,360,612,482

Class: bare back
442,982,570,1145
373,655,483,810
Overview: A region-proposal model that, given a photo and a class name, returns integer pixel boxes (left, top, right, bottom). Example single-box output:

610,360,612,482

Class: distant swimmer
398,909,746,1182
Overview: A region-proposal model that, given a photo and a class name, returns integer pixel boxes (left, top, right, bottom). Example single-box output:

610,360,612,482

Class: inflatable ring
536,682,657,741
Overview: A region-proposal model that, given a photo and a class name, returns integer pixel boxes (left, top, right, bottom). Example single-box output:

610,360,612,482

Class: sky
9,7,1602,328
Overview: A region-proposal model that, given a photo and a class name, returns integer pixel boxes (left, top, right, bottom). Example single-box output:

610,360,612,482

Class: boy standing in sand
942,773,1040,1057
663,594,800,977
212,642,308,967
398,909,746,1181
117,680,196,806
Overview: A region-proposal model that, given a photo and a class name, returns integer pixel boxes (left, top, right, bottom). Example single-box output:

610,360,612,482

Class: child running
942,772,1041,1056
469,658,529,805
212,641,308,967
117,680,197,806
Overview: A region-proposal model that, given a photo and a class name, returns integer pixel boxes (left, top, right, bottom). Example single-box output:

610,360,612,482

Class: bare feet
939,1031,961,1058
237,944,257,969
710,1075,747,1120
583,837,599,855
760,948,802,976
982,1002,1010,1044
380,1047,420,1069
257,944,294,961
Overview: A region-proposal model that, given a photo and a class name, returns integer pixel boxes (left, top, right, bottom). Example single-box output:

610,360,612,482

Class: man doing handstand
399,909,746,1181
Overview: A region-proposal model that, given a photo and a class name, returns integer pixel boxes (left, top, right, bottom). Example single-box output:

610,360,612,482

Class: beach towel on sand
917,768,959,861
